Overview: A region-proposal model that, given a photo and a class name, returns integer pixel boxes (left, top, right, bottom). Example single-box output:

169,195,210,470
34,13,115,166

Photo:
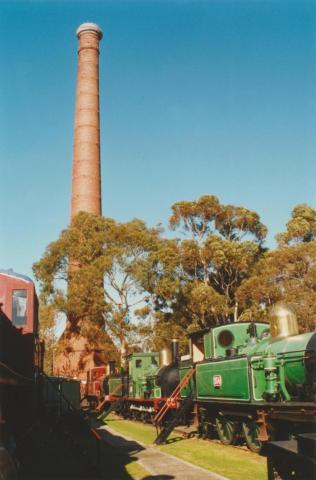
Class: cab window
12,289,27,326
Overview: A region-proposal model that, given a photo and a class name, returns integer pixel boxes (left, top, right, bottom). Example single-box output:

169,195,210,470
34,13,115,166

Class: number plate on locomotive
213,375,222,388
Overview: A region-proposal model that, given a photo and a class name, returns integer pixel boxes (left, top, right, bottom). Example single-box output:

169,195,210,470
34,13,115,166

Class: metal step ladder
154,368,195,445
154,394,194,445
96,382,124,421
98,397,124,421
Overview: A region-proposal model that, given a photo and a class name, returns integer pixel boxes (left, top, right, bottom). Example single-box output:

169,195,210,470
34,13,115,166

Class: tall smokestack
71,22,103,219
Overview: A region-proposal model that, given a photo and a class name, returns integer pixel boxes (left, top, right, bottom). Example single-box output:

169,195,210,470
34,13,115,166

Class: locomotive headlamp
269,303,299,338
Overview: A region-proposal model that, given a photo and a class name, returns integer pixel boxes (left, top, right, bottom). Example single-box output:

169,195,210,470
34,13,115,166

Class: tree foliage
170,195,267,243
34,199,316,370
33,212,162,365
146,195,267,347
38,302,57,374
237,204,316,331
276,204,316,246
34,213,112,335
237,242,316,331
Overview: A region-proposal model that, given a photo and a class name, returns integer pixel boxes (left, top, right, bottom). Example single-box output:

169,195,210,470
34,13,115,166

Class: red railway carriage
0,269,42,380
0,269,39,335
0,269,42,475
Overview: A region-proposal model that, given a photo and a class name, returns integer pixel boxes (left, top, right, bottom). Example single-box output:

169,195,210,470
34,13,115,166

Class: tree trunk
53,327,111,380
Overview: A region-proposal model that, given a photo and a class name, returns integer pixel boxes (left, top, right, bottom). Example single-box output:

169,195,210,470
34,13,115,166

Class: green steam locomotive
105,342,181,423
180,304,315,451
104,304,315,451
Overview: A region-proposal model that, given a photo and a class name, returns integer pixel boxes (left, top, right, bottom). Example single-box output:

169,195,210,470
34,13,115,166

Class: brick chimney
71,22,103,219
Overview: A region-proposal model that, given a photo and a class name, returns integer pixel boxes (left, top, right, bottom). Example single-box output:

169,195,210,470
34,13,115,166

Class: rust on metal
257,410,269,441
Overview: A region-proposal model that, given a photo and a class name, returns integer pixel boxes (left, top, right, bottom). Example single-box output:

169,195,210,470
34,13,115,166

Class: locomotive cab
189,330,207,363
127,352,160,398
207,322,269,359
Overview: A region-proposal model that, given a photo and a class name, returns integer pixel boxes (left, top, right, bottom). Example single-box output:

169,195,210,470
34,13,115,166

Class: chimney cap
76,22,103,40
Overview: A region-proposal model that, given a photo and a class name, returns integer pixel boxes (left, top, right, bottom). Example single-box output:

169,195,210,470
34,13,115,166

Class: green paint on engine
128,352,160,398
245,331,314,401
207,323,269,359
179,364,195,397
197,357,250,400
109,376,124,396
180,322,314,403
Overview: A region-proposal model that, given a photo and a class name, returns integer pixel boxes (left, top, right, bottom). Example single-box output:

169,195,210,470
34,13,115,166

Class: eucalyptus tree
237,204,316,332
146,195,267,349
33,212,161,373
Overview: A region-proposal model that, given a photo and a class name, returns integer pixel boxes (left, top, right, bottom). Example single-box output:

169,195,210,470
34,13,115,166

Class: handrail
96,382,124,411
154,368,195,425
109,382,124,396
0,360,34,383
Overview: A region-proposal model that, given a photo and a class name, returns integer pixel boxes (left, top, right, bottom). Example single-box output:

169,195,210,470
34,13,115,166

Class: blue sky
1,0,316,280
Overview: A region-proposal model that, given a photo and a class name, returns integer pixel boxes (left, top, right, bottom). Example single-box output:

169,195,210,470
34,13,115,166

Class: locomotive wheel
215,417,238,445
242,421,262,453
199,422,210,439
141,412,148,423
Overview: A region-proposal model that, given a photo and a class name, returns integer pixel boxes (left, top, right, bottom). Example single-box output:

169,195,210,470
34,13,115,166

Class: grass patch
125,459,151,479
106,416,158,445
104,415,266,480
160,438,266,480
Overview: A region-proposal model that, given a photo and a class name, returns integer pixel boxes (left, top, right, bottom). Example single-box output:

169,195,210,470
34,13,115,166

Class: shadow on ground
142,477,174,479
164,436,184,444
18,412,139,479
142,475,174,480
92,416,177,479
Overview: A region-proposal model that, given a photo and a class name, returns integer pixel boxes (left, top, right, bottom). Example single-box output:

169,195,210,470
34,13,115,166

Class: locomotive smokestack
71,22,103,219
171,339,179,364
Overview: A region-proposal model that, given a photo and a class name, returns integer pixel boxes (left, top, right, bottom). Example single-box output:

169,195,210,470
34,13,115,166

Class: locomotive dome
269,302,299,338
